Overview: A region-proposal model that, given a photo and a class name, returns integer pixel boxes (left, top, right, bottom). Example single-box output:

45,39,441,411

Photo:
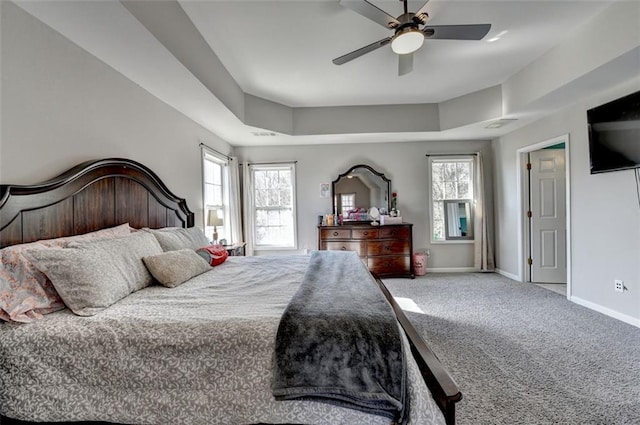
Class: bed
0,158,461,425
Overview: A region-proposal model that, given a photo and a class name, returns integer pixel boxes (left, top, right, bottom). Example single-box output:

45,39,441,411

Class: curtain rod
425,153,478,157
244,160,298,166
199,142,232,161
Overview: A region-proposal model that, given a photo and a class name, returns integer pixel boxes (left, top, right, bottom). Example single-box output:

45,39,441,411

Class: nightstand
223,242,246,256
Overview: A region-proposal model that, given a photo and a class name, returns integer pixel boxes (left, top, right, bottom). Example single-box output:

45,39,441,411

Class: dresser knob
385,246,391,251
341,246,347,250
363,231,368,236
333,231,339,236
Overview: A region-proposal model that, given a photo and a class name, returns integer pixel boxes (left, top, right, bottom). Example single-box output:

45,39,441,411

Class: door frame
515,134,572,298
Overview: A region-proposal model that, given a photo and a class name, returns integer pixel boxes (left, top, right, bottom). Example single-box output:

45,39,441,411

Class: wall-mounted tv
587,90,640,174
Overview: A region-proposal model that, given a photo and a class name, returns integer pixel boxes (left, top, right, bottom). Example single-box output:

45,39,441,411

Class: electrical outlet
614,280,624,292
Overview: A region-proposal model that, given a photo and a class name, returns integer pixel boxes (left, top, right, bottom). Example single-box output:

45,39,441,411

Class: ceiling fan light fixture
391,28,424,54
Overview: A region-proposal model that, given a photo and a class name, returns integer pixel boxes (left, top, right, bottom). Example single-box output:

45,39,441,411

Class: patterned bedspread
0,255,445,425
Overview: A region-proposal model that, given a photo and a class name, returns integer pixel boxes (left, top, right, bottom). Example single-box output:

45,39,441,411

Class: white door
529,149,566,283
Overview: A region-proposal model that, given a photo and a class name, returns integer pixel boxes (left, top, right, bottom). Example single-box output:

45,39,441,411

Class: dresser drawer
320,228,351,239
352,228,379,239
322,241,365,256
379,226,411,239
368,256,411,275
367,240,410,256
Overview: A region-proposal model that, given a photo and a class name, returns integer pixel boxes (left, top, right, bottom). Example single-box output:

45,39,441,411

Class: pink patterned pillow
0,223,133,323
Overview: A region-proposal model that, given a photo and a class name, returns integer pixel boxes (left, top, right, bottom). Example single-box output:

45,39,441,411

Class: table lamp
207,209,223,244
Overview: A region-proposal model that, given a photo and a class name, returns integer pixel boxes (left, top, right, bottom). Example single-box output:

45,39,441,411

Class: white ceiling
181,0,611,107
15,0,631,146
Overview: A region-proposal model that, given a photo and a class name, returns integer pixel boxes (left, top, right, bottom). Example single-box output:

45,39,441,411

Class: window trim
249,162,298,251
201,148,229,242
340,193,356,217
428,156,475,244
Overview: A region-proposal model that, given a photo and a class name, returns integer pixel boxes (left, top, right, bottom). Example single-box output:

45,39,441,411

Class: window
340,193,355,216
429,157,474,242
250,163,297,249
203,151,228,242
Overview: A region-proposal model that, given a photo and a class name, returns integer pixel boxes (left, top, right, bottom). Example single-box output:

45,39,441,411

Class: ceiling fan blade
339,0,400,29
423,24,491,40
332,37,392,65
414,0,431,17
398,53,413,76
413,1,430,25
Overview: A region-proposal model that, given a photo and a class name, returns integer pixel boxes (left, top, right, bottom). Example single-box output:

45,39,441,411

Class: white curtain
474,152,495,271
227,157,243,246
242,163,255,256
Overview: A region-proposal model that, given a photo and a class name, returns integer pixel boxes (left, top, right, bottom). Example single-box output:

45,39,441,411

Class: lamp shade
391,28,424,54
207,209,223,227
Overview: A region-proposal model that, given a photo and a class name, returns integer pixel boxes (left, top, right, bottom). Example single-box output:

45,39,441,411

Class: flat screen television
587,90,640,174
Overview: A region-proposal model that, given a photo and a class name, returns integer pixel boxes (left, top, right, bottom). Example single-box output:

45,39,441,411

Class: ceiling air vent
485,119,517,129
251,131,277,137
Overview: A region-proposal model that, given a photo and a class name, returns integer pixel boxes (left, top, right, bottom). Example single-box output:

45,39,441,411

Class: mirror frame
443,199,474,240
332,164,391,218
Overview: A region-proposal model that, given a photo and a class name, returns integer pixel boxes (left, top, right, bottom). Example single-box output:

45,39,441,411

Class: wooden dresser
318,223,414,278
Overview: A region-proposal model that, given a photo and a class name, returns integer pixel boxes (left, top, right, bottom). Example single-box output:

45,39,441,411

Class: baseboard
495,268,520,281
570,296,640,328
426,267,478,273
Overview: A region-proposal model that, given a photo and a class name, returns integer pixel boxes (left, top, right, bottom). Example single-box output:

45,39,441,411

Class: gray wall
0,2,232,228
235,139,493,270
493,77,640,325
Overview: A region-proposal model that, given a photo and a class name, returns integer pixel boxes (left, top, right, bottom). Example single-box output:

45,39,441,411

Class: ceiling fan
333,0,491,75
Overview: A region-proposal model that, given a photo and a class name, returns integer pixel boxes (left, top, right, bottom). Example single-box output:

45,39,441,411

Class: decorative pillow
196,244,229,267
24,231,162,317
0,223,133,323
143,249,211,288
148,227,210,252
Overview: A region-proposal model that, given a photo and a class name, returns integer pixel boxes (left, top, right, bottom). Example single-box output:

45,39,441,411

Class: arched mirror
332,165,390,222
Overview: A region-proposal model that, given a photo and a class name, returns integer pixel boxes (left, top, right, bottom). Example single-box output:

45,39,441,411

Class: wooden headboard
0,158,194,248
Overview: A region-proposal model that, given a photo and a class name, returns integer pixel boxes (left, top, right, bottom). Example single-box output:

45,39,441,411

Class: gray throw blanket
272,250,407,423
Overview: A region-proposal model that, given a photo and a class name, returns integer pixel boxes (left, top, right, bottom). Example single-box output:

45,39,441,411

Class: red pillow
196,244,229,266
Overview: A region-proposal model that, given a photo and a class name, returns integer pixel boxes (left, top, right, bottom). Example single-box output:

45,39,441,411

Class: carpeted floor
384,273,640,425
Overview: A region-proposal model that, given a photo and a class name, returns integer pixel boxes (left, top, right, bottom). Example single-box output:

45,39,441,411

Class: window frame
340,193,356,217
202,149,229,243
249,162,298,250
428,156,475,244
